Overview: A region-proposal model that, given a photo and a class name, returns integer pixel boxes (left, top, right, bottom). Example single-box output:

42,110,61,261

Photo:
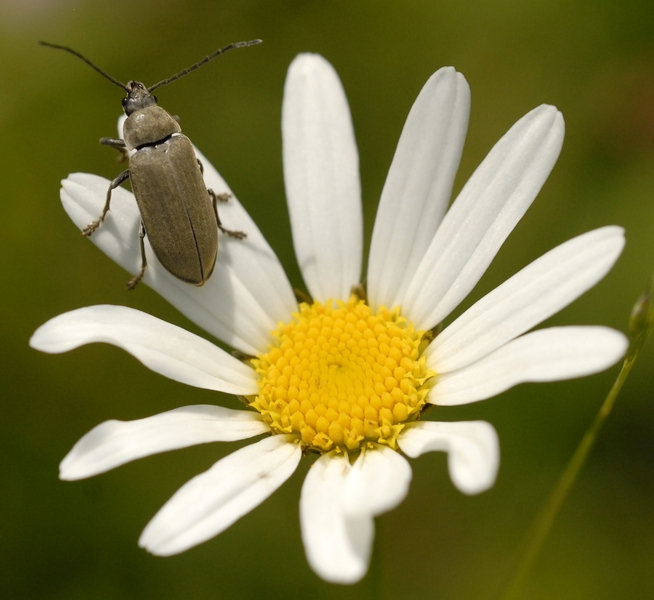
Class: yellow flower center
249,296,434,454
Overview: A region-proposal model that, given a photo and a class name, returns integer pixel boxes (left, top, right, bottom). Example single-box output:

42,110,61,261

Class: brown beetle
40,40,260,289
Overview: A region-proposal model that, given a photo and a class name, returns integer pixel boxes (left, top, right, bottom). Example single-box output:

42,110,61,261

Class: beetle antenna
148,39,262,92
39,41,128,91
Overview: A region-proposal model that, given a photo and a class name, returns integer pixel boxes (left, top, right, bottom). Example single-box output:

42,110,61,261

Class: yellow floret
249,296,435,454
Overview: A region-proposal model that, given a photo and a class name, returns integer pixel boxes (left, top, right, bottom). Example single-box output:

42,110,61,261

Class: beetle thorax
123,105,182,151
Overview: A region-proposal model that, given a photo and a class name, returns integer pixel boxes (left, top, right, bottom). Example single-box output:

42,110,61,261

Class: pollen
249,296,434,454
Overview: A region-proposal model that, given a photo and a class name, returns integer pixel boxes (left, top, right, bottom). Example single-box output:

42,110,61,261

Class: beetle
40,40,260,289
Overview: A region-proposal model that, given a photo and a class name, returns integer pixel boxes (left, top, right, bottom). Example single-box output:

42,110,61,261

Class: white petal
61,158,297,356
300,452,369,584
140,435,301,556
343,444,412,517
368,67,470,311
282,54,363,301
432,326,628,406
398,421,499,495
196,147,299,343
428,226,625,373
300,445,410,584
59,405,269,480
30,305,258,395
402,105,565,329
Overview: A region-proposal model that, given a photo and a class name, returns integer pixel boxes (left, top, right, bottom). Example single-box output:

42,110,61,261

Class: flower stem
499,274,654,600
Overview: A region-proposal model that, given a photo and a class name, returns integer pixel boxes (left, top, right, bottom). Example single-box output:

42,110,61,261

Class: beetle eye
121,98,127,107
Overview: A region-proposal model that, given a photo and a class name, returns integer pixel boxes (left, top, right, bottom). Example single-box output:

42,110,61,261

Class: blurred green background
2,1,653,598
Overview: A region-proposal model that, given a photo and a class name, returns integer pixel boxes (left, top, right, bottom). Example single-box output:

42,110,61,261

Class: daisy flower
30,54,627,584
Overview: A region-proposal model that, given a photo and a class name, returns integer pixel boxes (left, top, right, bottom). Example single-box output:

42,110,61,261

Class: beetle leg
195,159,230,197
100,137,129,163
199,167,231,200
127,221,148,290
208,189,246,239
83,169,130,236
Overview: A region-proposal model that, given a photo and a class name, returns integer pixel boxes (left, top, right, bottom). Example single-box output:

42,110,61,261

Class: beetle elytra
41,40,261,289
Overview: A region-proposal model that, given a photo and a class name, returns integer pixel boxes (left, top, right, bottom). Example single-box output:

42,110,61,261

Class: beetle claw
126,268,145,290
82,219,102,237
223,228,246,239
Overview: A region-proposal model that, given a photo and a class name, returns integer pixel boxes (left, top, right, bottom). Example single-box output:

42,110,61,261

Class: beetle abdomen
129,134,218,285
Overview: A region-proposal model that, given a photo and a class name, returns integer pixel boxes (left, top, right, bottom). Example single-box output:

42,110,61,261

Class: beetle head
122,81,158,116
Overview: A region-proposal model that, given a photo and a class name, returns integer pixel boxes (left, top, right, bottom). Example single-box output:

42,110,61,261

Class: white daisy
30,54,627,584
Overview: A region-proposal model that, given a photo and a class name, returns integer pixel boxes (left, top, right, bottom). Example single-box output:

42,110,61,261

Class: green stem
500,277,654,600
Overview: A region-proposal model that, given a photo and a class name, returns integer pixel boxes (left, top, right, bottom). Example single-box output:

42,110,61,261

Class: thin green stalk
500,275,654,600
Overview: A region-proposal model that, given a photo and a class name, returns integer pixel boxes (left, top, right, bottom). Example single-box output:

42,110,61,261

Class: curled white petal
140,435,301,556
60,405,269,480
61,157,297,356
343,444,412,517
368,67,470,311
300,446,411,584
403,105,565,329
398,421,499,495
428,226,625,373
431,326,628,406
30,305,258,395
283,54,363,302
300,452,367,584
